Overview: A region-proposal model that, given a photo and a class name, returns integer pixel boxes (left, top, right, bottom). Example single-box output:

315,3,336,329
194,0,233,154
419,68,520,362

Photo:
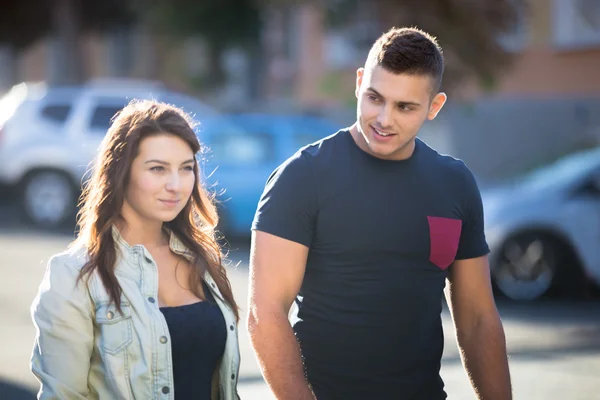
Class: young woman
30,100,241,399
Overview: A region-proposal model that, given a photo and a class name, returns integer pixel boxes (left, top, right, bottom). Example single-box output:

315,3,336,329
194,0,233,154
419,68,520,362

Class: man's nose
377,106,393,128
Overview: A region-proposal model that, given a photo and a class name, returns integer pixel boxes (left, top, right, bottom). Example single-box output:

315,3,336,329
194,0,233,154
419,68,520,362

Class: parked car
482,146,600,300
0,79,217,228
199,113,342,237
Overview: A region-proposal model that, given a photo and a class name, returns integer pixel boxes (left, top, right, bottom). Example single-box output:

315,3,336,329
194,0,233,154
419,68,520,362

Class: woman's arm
30,254,94,400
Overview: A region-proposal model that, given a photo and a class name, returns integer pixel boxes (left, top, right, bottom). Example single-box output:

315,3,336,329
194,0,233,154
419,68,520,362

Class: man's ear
427,92,447,120
355,68,364,98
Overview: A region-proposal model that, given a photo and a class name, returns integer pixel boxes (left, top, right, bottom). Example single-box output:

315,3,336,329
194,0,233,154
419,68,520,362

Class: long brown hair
74,99,239,320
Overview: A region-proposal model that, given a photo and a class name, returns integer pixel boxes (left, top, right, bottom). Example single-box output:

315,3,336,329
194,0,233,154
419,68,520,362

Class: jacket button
148,297,156,304
230,325,234,331
160,336,168,344
231,374,235,380
162,386,170,394
106,311,114,320
211,282,216,288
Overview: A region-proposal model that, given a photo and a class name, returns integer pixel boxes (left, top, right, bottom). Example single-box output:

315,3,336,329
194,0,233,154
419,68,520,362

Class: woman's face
123,133,196,225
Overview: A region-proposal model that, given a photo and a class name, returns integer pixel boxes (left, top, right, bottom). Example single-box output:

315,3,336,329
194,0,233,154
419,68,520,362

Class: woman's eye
150,166,165,172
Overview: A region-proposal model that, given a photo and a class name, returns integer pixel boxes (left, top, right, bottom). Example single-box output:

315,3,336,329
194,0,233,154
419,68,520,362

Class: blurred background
1,0,600,399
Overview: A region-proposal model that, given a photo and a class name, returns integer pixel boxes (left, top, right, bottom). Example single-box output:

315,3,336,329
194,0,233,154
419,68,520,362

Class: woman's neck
115,217,168,250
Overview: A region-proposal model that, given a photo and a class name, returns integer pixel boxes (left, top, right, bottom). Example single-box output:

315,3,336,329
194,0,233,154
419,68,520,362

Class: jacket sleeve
30,254,94,399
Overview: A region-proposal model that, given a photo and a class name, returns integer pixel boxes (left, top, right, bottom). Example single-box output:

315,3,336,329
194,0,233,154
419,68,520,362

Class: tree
323,0,527,93
0,0,137,84
142,0,262,88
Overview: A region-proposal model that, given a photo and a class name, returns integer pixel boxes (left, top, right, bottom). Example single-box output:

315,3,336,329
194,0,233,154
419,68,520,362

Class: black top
252,130,489,400
160,283,227,400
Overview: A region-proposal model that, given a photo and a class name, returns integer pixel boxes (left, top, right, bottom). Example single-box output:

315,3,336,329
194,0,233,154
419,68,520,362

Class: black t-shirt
252,129,489,400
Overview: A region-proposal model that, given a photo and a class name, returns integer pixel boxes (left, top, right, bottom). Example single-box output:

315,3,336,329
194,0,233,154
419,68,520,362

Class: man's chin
367,142,397,158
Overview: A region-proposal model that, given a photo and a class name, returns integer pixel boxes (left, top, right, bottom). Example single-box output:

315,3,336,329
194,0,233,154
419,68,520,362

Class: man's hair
365,27,445,93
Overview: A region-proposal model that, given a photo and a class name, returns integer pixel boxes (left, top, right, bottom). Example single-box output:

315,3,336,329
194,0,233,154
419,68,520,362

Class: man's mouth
372,126,396,137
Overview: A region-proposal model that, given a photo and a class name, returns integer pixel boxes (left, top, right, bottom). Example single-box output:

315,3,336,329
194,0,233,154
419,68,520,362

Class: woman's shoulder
32,244,94,315
46,244,90,279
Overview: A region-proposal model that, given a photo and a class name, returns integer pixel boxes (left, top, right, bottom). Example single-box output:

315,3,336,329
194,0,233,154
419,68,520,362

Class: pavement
1,227,599,399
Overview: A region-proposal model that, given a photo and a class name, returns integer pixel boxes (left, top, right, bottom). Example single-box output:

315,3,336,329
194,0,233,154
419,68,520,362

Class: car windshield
516,147,600,191
0,84,29,125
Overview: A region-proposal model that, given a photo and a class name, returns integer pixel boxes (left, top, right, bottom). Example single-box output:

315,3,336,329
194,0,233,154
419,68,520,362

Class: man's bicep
446,256,497,325
252,152,318,247
249,230,309,314
456,166,489,260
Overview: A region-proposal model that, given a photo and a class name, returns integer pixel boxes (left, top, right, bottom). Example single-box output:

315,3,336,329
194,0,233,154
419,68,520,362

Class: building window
498,1,529,52
553,0,600,49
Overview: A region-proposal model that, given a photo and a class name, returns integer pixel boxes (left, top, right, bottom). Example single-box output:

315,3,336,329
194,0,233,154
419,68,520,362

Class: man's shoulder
298,128,349,158
275,129,349,173
418,138,474,178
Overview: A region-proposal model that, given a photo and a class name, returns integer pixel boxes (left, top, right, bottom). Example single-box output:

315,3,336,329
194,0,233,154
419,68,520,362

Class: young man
247,27,511,400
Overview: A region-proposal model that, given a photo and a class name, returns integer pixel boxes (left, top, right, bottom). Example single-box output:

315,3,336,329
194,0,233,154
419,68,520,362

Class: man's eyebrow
366,87,422,107
144,159,195,165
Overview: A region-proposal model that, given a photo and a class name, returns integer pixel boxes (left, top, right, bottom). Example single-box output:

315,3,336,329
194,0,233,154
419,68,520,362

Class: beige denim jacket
30,228,241,400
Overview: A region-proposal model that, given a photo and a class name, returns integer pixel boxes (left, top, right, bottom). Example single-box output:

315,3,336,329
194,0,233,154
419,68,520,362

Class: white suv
0,79,216,229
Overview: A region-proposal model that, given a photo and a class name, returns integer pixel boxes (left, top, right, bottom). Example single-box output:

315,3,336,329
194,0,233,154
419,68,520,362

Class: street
1,204,599,399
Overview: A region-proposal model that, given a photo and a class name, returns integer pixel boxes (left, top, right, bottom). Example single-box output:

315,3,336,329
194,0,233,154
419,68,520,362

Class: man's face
354,65,446,160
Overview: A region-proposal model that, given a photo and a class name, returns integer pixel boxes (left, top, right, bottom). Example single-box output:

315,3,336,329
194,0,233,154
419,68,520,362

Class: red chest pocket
427,216,462,270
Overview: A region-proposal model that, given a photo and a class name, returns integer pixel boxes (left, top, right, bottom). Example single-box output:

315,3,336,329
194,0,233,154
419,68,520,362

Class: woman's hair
74,99,238,320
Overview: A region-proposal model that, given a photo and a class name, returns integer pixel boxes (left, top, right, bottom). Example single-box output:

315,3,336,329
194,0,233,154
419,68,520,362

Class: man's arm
445,255,512,400
247,230,316,400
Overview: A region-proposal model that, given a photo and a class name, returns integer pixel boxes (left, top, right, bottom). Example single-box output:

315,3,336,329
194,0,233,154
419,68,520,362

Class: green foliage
302,0,528,93
144,0,261,45
0,0,137,50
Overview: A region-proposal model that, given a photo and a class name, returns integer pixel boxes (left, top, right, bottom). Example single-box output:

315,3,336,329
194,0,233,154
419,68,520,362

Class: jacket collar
111,225,192,260
111,225,225,301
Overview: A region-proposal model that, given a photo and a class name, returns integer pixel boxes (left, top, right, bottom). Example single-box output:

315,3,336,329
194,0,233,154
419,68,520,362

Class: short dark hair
365,27,445,93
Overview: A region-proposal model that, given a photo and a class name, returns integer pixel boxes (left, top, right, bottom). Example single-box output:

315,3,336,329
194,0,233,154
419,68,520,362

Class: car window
518,147,600,191
40,104,72,123
290,117,339,148
89,105,125,131
208,131,274,166
0,83,30,125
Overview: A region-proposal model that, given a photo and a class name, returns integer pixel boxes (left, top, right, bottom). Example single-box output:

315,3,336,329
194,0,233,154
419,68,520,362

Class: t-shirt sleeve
455,164,490,260
251,151,317,247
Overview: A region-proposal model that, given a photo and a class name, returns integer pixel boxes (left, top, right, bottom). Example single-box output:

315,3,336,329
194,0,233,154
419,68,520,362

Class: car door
563,167,600,286
200,115,280,236
66,95,128,184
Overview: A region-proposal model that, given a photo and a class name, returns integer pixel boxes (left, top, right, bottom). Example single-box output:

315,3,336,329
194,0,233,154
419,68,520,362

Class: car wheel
21,170,77,229
492,234,558,301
